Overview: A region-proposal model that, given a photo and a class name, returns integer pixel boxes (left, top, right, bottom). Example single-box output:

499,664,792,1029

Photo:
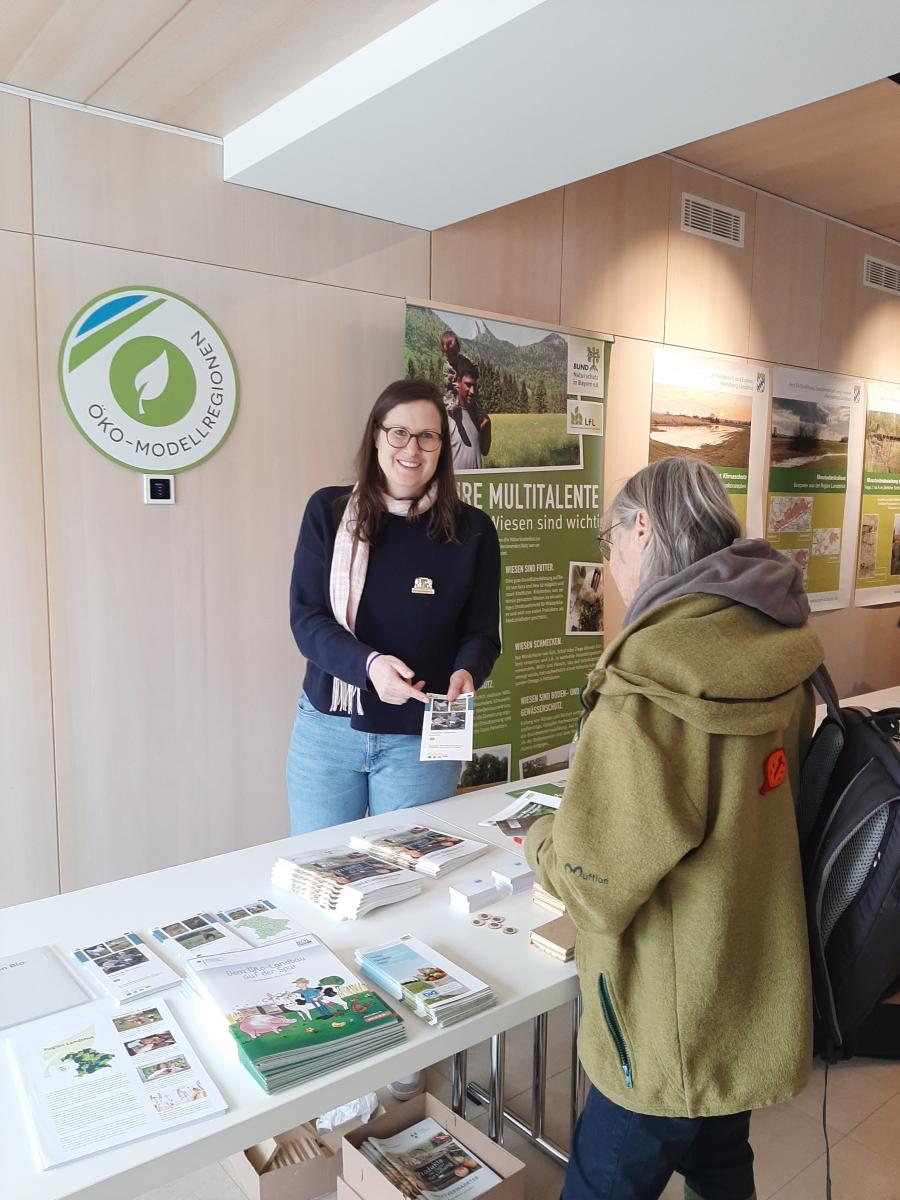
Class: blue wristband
366,652,383,683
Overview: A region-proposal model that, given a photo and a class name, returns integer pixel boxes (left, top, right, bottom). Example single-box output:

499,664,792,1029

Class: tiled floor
136,1006,900,1200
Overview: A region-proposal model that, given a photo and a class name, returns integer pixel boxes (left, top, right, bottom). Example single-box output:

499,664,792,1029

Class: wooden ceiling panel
673,80,900,240
0,1,186,101
88,0,435,135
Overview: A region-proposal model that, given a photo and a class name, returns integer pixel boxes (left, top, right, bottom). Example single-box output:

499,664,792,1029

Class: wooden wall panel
0,92,32,233
664,163,756,357
35,236,406,891
30,104,429,299
560,158,670,343
749,193,825,369
0,230,58,904
810,606,900,699
819,222,900,382
431,189,564,326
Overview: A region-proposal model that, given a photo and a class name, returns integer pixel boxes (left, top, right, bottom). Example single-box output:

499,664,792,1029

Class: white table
0,794,577,1200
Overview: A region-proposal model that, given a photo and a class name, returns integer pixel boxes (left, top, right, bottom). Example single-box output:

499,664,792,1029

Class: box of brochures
342,1094,524,1200
223,1127,339,1200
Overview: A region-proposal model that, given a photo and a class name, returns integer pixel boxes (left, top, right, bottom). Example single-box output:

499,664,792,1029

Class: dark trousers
563,1086,755,1200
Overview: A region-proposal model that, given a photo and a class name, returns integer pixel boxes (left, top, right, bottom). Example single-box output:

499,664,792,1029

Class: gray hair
605,457,741,583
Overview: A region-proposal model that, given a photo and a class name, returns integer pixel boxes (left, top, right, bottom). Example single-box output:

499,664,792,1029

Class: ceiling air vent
864,254,900,295
681,193,744,247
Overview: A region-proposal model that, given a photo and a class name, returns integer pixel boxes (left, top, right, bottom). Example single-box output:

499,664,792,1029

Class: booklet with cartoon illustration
348,825,486,878
184,935,405,1093
10,998,226,1168
419,693,475,762
72,932,181,1005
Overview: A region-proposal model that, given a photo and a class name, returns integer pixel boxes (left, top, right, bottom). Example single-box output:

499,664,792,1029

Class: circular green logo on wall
58,287,239,472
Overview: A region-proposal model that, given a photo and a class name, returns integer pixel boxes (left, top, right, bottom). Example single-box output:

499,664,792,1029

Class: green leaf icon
135,350,170,416
110,335,196,427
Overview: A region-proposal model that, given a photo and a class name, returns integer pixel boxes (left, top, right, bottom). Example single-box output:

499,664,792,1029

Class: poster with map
766,367,865,611
650,350,767,529
855,381,900,606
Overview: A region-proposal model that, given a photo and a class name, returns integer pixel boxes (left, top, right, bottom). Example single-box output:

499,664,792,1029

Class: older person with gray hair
526,457,824,1200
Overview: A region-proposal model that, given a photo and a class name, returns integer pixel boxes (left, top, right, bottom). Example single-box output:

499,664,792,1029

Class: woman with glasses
525,457,824,1200
286,378,500,835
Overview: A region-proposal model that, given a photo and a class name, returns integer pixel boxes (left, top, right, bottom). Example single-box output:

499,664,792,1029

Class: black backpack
798,667,900,1061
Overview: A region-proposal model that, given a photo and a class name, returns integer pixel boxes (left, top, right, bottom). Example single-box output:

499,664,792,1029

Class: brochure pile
10,998,226,1168
532,882,566,917
355,935,494,1029
348,825,487,878
151,912,248,961
361,1117,500,1199
73,933,181,1004
185,935,405,1093
214,898,312,946
272,847,421,919
479,783,565,840
355,935,494,1028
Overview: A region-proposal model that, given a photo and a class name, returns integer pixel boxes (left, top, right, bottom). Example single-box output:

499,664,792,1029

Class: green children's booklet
185,935,405,1093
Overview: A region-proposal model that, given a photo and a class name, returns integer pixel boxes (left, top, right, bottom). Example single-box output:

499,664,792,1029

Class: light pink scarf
328,484,437,714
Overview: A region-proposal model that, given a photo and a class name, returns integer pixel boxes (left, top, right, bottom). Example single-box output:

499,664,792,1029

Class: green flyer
405,302,609,785
855,381,900,606
766,366,864,611
650,349,766,529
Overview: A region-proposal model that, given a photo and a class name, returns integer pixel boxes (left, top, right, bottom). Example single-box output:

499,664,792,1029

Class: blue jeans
563,1086,754,1200
286,693,462,834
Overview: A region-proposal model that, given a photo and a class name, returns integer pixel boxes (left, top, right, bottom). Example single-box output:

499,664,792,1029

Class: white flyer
419,693,475,762
73,932,181,1005
9,998,226,1168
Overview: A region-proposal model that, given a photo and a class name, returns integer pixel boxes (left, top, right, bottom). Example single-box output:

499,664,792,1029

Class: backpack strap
810,665,845,728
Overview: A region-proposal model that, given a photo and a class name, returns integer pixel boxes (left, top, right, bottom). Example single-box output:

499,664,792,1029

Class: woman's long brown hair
351,379,461,544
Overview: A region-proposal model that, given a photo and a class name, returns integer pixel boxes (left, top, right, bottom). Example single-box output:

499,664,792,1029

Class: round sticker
59,287,239,473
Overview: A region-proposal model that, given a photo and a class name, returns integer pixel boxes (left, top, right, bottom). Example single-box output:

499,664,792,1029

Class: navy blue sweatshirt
290,486,501,734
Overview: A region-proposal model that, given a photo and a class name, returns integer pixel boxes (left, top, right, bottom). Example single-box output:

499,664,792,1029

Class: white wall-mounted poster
855,381,900,606
766,367,865,612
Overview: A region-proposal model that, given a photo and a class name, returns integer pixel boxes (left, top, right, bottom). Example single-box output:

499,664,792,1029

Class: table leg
531,1011,548,1140
570,992,587,1136
487,1032,506,1144
451,1050,468,1118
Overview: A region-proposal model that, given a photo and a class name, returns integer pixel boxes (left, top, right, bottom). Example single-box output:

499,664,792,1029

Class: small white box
448,873,500,913
492,858,534,895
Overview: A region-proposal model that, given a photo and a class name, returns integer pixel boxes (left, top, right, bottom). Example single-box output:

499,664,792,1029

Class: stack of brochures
529,914,576,963
272,846,421,919
73,932,181,1005
10,998,226,1168
360,1117,501,1198
348,824,487,878
151,912,249,961
355,935,494,1028
185,935,406,1093
532,881,566,917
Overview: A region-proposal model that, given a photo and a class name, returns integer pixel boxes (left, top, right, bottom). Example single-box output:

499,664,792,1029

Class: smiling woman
286,379,501,835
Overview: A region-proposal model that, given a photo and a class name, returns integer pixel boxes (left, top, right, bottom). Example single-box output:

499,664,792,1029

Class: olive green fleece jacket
525,592,824,1118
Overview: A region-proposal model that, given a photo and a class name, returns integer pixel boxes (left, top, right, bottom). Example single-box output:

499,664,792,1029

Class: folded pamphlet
272,846,421,920
185,935,405,1093
73,932,181,1005
419,693,475,762
479,783,565,840
215,898,312,946
10,997,226,1168
355,935,494,1028
151,912,249,960
348,825,486,878
361,1116,500,1199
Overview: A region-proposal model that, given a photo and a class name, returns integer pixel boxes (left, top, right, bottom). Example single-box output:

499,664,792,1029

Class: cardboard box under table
342,1094,525,1200
223,1129,340,1200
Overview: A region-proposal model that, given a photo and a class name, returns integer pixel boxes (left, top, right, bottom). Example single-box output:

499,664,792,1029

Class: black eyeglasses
596,520,622,561
379,425,442,452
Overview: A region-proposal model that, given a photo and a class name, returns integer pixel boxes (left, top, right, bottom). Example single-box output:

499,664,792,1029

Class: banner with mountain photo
765,366,865,612
650,349,768,530
855,380,900,606
405,301,610,786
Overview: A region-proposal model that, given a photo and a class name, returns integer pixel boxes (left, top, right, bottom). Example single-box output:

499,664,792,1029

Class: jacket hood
588,542,823,737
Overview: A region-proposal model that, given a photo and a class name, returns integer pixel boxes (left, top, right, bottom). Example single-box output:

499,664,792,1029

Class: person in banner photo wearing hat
525,457,824,1200
286,378,501,834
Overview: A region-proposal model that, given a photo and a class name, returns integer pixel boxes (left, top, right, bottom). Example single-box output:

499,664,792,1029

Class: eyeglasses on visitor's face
596,520,623,561
379,425,443,452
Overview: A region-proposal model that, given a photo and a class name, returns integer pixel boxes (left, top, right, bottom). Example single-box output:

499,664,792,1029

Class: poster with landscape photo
767,366,865,611
650,350,763,526
855,381,900,605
